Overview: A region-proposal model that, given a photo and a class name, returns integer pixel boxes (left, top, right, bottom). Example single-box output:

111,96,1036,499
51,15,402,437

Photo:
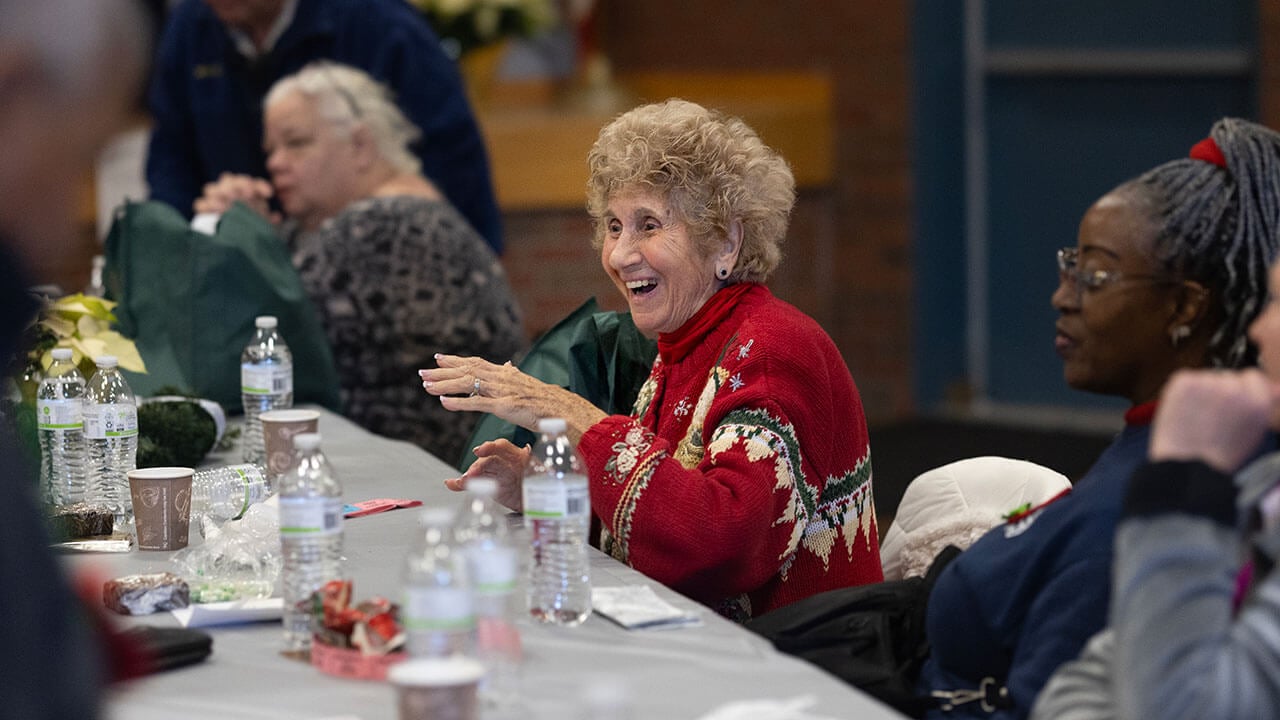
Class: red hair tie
1189,137,1227,168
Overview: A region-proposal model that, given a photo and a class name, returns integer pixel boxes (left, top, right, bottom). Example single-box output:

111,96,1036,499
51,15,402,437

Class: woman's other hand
444,439,530,511
193,172,278,222
1150,368,1280,472
419,354,607,443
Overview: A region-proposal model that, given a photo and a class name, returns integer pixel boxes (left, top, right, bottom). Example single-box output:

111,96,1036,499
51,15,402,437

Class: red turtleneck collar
657,283,759,364
1123,401,1157,427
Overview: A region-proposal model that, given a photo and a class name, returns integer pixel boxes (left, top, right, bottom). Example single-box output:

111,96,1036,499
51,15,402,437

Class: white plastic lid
94,355,118,368
255,315,278,329
538,417,567,434
292,432,321,451
465,477,498,497
51,348,72,361
388,657,486,687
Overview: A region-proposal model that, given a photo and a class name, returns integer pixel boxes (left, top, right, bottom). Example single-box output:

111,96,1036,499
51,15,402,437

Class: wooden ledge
475,71,834,211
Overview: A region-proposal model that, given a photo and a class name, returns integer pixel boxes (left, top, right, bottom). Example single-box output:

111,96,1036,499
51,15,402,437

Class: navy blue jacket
917,421,1152,719
145,0,503,253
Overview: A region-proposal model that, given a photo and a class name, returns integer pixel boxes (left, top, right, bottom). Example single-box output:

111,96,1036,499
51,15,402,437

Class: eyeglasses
1056,247,1179,296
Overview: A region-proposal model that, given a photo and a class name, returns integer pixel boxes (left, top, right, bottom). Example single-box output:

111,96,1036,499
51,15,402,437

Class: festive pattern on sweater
674,336,738,469
632,369,658,419
709,407,875,579
579,284,881,620
600,422,666,563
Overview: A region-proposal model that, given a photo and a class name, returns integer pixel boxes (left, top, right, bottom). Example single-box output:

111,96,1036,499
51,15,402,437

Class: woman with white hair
196,61,524,462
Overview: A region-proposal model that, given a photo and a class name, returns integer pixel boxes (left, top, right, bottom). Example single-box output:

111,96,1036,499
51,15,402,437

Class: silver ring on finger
470,377,482,397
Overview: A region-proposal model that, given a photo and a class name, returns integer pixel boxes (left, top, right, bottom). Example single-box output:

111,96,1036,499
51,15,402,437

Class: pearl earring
1169,325,1191,347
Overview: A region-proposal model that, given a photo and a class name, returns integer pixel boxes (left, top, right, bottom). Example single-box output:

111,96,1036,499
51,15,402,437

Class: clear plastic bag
171,497,282,602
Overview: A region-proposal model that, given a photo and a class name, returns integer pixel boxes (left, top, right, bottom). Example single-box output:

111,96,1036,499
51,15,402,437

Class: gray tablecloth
74,408,904,719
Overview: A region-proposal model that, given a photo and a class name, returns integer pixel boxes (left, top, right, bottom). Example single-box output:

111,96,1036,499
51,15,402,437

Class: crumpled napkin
590,585,702,630
696,695,844,720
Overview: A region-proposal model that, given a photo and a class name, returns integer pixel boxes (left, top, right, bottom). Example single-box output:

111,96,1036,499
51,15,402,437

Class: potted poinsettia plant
4,293,146,466
26,293,146,383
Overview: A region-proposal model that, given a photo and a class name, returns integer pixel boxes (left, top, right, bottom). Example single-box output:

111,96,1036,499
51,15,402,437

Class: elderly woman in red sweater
420,99,882,621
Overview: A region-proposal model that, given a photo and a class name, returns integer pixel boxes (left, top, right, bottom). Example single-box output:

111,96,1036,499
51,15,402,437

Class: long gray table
75,408,904,719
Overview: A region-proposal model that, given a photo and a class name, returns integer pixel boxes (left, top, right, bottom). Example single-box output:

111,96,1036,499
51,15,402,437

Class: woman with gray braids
1030,120,1280,720
915,118,1280,719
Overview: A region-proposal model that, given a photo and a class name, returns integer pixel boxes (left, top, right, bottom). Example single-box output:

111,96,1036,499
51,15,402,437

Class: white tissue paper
590,585,702,630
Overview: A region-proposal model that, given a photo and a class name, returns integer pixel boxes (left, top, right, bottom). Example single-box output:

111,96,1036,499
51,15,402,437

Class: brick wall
504,0,916,420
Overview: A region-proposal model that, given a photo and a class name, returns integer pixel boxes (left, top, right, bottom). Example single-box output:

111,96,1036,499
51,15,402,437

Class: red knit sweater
579,284,882,620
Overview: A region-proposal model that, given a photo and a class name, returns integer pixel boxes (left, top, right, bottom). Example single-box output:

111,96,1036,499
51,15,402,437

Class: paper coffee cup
127,467,193,551
388,658,486,720
260,409,320,478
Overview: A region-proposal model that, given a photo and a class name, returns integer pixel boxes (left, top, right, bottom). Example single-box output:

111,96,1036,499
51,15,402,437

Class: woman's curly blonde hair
585,99,796,283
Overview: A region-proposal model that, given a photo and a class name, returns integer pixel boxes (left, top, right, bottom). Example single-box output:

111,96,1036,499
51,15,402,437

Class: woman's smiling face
600,188,723,336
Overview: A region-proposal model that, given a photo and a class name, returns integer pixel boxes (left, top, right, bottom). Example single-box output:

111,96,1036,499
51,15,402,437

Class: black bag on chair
745,546,961,718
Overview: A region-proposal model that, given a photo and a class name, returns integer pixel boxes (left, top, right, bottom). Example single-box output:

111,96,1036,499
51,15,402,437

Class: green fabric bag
102,200,341,413
457,297,657,471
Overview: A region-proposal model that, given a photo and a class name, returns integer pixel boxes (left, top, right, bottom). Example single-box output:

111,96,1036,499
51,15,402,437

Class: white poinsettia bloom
76,314,105,338
30,292,147,374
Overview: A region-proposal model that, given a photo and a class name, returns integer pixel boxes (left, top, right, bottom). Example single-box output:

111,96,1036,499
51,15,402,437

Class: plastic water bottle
524,418,591,626
454,477,521,700
192,463,270,523
37,348,87,506
403,507,475,658
83,355,138,531
278,433,343,653
241,315,293,464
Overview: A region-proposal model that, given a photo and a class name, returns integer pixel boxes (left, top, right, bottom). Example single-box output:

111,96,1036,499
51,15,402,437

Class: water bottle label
228,465,267,516
37,399,83,430
82,403,138,439
403,587,474,630
279,496,343,536
241,362,293,395
523,474,590,519
468,546,518,595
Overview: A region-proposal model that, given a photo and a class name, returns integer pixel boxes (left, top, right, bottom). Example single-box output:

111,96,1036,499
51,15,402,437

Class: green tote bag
102,200,341,413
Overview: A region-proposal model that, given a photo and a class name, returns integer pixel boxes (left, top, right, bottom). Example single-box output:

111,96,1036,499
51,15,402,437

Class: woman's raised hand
418,353,607,444
193,172,279,222
444,438,530,511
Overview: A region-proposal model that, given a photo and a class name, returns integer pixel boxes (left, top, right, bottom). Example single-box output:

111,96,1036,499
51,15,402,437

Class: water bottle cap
255,315,278,329
292,432,321,451
537,417,567,434
417,506,455,526
51,348,72,361
465,477,498,497
94,355,118,368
